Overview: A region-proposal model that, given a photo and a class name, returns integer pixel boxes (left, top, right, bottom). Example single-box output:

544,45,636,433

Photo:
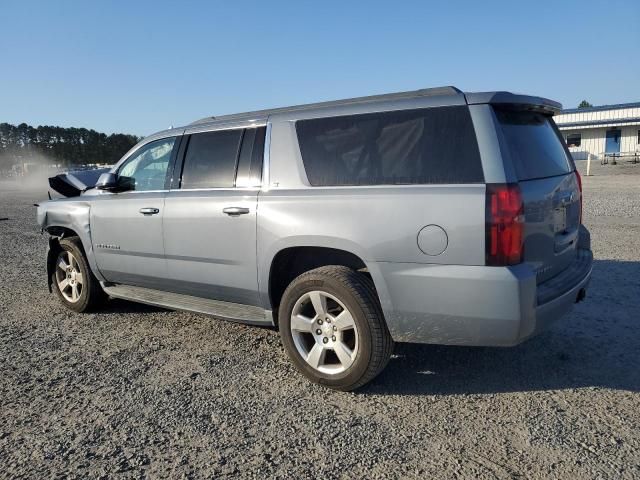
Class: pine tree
0,122,141,174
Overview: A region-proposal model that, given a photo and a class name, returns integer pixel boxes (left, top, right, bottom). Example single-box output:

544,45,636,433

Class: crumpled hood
48,168,110,197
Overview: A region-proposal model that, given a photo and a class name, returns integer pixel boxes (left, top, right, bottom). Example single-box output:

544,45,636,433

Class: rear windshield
296,106,484,186
495,109,573,181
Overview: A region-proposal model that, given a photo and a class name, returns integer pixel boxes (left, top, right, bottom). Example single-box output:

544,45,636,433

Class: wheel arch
45,227,84,293
263,241,391,325
39,200,105,285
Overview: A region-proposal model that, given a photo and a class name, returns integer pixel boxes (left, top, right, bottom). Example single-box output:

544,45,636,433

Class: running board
102,284,273,326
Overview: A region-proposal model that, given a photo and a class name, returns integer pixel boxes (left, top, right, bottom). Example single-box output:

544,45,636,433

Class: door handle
139,207,160,215
223,207,250,216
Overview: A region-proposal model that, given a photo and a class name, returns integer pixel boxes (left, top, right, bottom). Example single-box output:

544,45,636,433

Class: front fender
37,199,105,283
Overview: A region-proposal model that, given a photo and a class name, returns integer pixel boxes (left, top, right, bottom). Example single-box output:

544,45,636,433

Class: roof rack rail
189,86,463,125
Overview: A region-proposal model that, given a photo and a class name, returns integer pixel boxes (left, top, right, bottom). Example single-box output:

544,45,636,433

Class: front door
162,125,265,306
91,136,179,289
605,129,621,154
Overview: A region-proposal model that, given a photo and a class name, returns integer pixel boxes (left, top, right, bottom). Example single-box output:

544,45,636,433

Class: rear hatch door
494,108,581,284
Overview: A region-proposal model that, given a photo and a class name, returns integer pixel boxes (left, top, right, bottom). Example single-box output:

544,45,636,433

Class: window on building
566,133,581,148
296,106,484,186
180,129,243,189
637,129,640,145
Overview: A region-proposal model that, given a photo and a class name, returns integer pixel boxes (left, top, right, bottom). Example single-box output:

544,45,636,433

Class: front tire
278,266,394,391
51,237,107,313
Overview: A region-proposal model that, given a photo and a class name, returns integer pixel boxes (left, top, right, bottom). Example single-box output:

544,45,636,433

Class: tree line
0,122,141,174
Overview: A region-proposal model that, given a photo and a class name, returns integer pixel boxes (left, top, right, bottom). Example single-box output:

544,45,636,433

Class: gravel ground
1,163,639,479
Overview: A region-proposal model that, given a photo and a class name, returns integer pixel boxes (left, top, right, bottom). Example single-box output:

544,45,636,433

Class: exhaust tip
576,288,586,303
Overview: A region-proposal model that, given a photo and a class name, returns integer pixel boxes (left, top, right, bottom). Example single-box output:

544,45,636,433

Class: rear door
162,125,265,306
494,109,580,283
91,136,179,288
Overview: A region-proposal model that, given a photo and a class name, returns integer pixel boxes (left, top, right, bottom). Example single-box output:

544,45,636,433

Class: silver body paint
37,87,592,345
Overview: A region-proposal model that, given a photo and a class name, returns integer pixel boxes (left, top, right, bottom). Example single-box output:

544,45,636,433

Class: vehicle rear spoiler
48,168,111,197
465,92,562,115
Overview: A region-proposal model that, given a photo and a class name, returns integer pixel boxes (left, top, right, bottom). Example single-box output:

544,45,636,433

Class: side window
181,129,243,189
118,137,176,191
236,127,266,187
295,106,483,186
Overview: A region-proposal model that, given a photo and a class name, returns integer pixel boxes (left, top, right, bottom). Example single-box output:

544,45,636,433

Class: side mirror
95,172,118,190
95,172,135,192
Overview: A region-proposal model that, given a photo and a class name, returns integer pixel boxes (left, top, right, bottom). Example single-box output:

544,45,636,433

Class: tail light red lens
575,170,583,224
486,184,524,266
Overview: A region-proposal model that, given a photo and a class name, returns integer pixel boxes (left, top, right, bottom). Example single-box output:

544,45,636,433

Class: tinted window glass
495,109,573,181
296,106,483,186
236,127,265,187
118,137,176,191
251,127,266,181
181,129,243,189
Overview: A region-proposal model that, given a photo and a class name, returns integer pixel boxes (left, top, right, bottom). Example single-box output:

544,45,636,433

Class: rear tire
278,266,394,391
51,237,107,313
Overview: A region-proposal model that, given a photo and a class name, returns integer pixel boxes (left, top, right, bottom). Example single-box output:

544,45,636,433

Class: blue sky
1,0,638,136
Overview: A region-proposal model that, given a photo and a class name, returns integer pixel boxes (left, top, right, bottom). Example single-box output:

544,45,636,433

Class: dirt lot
1,162,639,479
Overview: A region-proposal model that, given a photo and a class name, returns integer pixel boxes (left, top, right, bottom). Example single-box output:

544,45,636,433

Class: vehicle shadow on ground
365,259,640,395
102,298,168,314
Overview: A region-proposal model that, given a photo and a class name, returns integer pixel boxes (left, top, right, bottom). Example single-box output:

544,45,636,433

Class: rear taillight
486,184,524,266
575,170,583,224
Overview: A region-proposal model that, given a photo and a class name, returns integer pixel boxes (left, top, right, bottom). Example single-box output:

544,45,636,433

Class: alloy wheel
290,290,359,375
55,250,84,303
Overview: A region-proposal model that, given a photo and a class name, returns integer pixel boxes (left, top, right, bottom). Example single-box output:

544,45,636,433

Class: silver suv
37,86,593,390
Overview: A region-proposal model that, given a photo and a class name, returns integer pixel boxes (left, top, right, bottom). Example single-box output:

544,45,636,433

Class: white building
553,102,640,161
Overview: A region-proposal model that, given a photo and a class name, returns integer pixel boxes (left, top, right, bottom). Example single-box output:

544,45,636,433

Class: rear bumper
525,262,591,341
371,243,593,347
